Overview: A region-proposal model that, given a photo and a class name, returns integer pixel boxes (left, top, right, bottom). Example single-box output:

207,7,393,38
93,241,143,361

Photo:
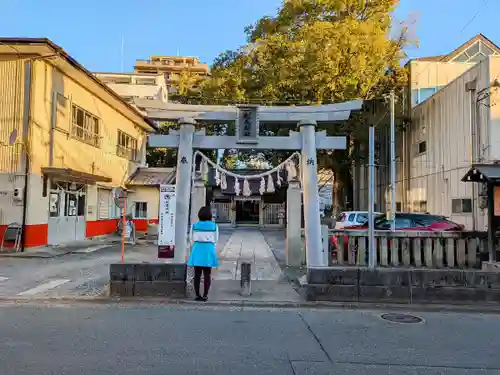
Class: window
374,217,412,230
116,130,138,160
451,41,498,63
71,105,100,147
466,42,480,57
136,78,156,85
348,213,356,222
413,200,427,213
418,87,437,103
411,86,445,106
470,53,487,63
481,43,496,56
418,141,427,154
49,192,60,217
411,89,419,106
452,198,473,214
396,202,402,212
113,78,132,84
134,202,147,218
356,213,368,224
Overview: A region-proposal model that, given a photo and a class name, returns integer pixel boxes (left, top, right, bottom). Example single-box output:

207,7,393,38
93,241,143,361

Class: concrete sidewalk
193,229,301,302
215,229,282,281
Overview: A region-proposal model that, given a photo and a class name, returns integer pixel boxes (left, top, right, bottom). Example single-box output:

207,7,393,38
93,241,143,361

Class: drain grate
381,313,423,324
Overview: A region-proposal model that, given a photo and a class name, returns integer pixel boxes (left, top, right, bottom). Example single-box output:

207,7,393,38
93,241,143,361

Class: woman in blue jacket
187,206,219,301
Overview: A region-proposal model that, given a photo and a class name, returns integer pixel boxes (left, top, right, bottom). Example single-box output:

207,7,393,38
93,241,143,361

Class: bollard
240,262,251,296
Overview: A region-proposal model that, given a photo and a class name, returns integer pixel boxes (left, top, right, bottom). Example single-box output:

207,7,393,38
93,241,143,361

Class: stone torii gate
147,101,363,267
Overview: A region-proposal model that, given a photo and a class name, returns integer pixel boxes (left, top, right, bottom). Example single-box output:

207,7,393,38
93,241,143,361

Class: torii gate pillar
299,120,323,267
173,118,195,263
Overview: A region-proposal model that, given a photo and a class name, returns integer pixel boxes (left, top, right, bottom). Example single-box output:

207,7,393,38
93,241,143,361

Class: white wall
0,173,24,225
393,57,492,229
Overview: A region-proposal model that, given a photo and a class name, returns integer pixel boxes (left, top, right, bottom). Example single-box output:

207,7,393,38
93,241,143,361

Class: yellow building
134,56,209,94
0,38,156,248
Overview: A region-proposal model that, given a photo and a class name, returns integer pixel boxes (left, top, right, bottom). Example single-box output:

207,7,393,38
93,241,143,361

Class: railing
301,229,488,269
134,59,209,71
262,203,284,226
213,202,231,223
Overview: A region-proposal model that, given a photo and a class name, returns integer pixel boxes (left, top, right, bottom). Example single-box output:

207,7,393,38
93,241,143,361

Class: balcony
134,59,209,73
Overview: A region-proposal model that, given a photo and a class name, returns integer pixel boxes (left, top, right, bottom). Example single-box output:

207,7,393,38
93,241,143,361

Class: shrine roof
127,167,176,186
462,164,500,183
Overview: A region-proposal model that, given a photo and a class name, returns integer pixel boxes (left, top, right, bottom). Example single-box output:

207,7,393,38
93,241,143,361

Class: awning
42,167,112,184
126,167,176,186
461,164,500,183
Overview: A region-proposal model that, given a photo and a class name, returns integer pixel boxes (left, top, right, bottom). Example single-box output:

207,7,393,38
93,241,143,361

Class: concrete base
109,263,187,298
303,266,500,305
482,261,500,272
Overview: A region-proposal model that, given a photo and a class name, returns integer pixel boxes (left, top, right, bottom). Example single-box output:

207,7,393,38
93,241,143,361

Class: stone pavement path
215,229,282,281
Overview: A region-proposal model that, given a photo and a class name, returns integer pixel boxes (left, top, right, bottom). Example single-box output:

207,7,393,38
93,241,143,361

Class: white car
336,211,383,229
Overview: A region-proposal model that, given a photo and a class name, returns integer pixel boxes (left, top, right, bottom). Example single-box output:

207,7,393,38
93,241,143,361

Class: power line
356,165,470,191
411,0,490,84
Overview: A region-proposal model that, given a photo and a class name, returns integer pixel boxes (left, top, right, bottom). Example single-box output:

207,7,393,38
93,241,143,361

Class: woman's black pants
193,266,212,298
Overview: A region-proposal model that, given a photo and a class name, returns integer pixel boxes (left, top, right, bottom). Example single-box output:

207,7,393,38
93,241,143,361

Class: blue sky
1,0,499,72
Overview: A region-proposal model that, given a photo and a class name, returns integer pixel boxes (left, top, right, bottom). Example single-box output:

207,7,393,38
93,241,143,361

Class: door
235,199,260,224
47,181,86,245
75,188,86,241
48,183,75,245
64,190,78,242
48,189,64,245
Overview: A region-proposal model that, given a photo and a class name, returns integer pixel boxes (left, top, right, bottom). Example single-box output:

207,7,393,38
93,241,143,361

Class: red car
343,213,464,232
332,213,464,258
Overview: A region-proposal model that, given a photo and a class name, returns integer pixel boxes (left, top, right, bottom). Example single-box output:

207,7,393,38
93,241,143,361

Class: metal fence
213,202,231,223
262,203,284,226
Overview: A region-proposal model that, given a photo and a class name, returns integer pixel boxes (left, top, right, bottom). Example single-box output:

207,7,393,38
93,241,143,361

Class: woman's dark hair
198,206,213,221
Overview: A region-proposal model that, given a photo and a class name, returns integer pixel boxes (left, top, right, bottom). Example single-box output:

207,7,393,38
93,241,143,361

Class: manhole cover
381,313,423,324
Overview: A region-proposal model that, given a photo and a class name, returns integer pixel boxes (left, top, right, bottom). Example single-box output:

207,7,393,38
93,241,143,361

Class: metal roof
461,164,500,182
127,167,175,186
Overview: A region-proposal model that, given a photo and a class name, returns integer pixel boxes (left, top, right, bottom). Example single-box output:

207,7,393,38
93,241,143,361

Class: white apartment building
94,72,168,104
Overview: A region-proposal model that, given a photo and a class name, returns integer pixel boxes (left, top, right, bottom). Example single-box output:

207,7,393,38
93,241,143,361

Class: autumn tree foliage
161,0,415,210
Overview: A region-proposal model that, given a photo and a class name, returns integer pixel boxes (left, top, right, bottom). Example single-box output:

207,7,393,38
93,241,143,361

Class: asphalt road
0,231,234,298
2,303,500,375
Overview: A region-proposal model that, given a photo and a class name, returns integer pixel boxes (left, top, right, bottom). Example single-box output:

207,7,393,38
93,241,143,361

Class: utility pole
368,125,376,268
390,91,396,232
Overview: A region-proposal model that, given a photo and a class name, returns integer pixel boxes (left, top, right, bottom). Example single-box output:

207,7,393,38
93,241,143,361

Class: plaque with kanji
236,105,259,144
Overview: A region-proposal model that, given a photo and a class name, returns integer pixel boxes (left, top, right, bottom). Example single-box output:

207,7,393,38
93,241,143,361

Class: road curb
1,296,500,314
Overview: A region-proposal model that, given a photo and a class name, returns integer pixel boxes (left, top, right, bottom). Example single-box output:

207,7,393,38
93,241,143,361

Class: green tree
201,0,414,211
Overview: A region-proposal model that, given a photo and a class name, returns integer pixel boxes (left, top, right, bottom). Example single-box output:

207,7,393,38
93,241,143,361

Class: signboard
158,184,176,258
236,105,259,144
113,188,127,209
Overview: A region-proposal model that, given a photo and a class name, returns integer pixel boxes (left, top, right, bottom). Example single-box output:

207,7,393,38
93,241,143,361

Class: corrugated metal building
355,34,500,230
